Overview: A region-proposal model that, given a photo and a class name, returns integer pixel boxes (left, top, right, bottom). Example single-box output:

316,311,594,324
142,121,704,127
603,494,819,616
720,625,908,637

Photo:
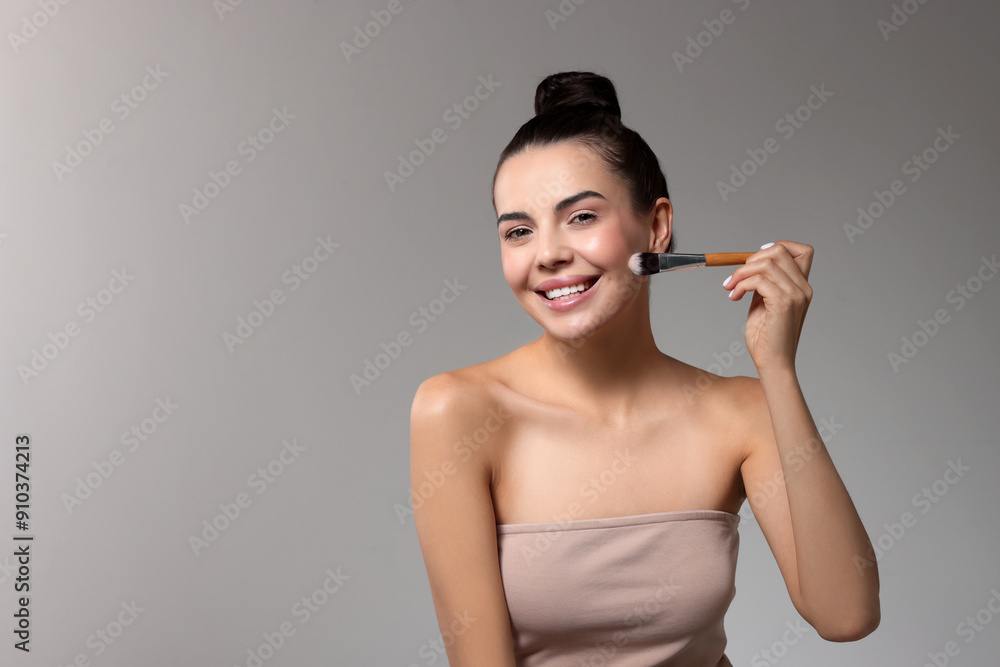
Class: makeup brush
629,252,754,275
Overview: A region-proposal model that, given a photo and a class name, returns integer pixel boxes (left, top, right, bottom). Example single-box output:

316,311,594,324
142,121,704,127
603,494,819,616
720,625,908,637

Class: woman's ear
648,197,673,253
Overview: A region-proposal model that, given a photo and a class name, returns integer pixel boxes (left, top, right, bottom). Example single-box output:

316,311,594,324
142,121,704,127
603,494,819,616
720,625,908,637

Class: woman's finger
769,240,814,281
725,252,811,302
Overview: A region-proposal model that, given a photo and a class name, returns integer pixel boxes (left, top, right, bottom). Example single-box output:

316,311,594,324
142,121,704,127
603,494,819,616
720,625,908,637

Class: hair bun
534,71,622,120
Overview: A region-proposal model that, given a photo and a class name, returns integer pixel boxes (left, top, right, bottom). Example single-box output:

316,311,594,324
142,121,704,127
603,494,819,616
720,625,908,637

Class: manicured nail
723,274,732,288
760,242,775,249
728,289,736,299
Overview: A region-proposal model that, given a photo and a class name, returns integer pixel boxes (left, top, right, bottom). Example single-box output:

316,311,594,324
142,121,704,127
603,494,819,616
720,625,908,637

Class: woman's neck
527,307,674,418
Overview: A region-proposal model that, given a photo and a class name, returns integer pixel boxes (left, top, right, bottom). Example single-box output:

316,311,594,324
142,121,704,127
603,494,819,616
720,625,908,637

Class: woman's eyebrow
496,190,606,226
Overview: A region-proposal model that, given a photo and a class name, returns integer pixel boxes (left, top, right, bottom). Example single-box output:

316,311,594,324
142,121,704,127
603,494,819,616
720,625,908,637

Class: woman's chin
520,279,642,344
541,317,603,345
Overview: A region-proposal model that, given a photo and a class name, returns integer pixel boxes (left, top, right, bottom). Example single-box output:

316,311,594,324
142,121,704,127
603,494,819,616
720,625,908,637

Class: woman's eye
504,227,529,241
572,212,597,224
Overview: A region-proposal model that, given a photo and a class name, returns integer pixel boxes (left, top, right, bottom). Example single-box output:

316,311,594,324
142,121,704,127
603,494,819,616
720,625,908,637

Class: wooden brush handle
705,252,754,267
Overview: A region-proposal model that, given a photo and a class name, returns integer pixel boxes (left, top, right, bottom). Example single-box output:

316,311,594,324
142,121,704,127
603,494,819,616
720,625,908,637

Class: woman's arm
738,373,880,640
410,372,518,666
725,240,880,641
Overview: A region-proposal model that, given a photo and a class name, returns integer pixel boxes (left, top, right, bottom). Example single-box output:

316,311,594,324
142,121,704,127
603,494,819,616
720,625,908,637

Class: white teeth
544,281,592,300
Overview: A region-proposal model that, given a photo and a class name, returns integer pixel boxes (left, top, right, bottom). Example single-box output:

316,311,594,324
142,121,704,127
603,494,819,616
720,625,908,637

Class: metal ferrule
659,253,708,272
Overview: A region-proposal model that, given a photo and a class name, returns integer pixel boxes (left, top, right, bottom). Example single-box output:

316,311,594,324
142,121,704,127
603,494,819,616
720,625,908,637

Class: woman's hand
722,240,814,375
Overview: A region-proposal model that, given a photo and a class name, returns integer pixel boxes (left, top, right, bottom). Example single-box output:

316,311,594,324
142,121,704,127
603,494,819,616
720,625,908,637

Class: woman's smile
535,275,601,310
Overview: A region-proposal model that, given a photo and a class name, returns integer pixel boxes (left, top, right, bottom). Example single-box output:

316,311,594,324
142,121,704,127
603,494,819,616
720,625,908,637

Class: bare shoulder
712,373,767,406
410,358,514,473
672,359,771,460
411,369,479,421
411,361,506,428
707,373,773,462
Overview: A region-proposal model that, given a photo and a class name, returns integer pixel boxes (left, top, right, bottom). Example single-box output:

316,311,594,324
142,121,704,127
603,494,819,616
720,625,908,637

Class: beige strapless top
496,509,739,666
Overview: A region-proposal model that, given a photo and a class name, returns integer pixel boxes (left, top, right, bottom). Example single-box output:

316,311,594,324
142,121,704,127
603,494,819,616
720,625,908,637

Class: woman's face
493,141,670,342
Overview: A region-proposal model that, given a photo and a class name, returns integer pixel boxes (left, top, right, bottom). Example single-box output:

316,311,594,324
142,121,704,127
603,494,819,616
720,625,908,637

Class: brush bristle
629,252,660,275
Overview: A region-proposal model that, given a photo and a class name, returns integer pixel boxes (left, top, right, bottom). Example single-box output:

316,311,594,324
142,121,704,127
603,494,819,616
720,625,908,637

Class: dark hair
492,71,674,253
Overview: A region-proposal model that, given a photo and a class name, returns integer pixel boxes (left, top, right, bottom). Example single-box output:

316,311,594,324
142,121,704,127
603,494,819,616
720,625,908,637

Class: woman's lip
535,277,600,311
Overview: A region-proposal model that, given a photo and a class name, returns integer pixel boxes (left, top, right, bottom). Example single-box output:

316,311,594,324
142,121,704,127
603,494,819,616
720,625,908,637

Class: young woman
411,71,879,666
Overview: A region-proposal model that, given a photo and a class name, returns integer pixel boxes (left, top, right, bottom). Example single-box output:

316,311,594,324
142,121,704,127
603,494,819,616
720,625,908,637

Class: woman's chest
488,407,745,524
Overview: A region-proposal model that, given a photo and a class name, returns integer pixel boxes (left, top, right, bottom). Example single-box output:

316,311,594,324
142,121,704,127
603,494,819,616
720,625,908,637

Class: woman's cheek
583,226,632,263
500,252,527,291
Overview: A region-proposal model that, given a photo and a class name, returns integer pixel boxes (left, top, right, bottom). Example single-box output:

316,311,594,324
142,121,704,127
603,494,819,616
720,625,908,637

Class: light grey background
2,1,998,665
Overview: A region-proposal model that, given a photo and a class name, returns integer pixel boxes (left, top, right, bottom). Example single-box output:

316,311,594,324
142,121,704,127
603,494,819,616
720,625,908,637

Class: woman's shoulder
409,354,521,484
658,354,766,423
410,350,520,422
677,364,770,453
655,354,761,403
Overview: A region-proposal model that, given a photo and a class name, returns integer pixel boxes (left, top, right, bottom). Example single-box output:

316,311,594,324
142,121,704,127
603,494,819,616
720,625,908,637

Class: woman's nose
536,226,572,268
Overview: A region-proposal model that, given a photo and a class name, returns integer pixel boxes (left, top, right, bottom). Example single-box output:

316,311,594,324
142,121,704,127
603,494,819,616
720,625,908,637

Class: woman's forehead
494,143,620,211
